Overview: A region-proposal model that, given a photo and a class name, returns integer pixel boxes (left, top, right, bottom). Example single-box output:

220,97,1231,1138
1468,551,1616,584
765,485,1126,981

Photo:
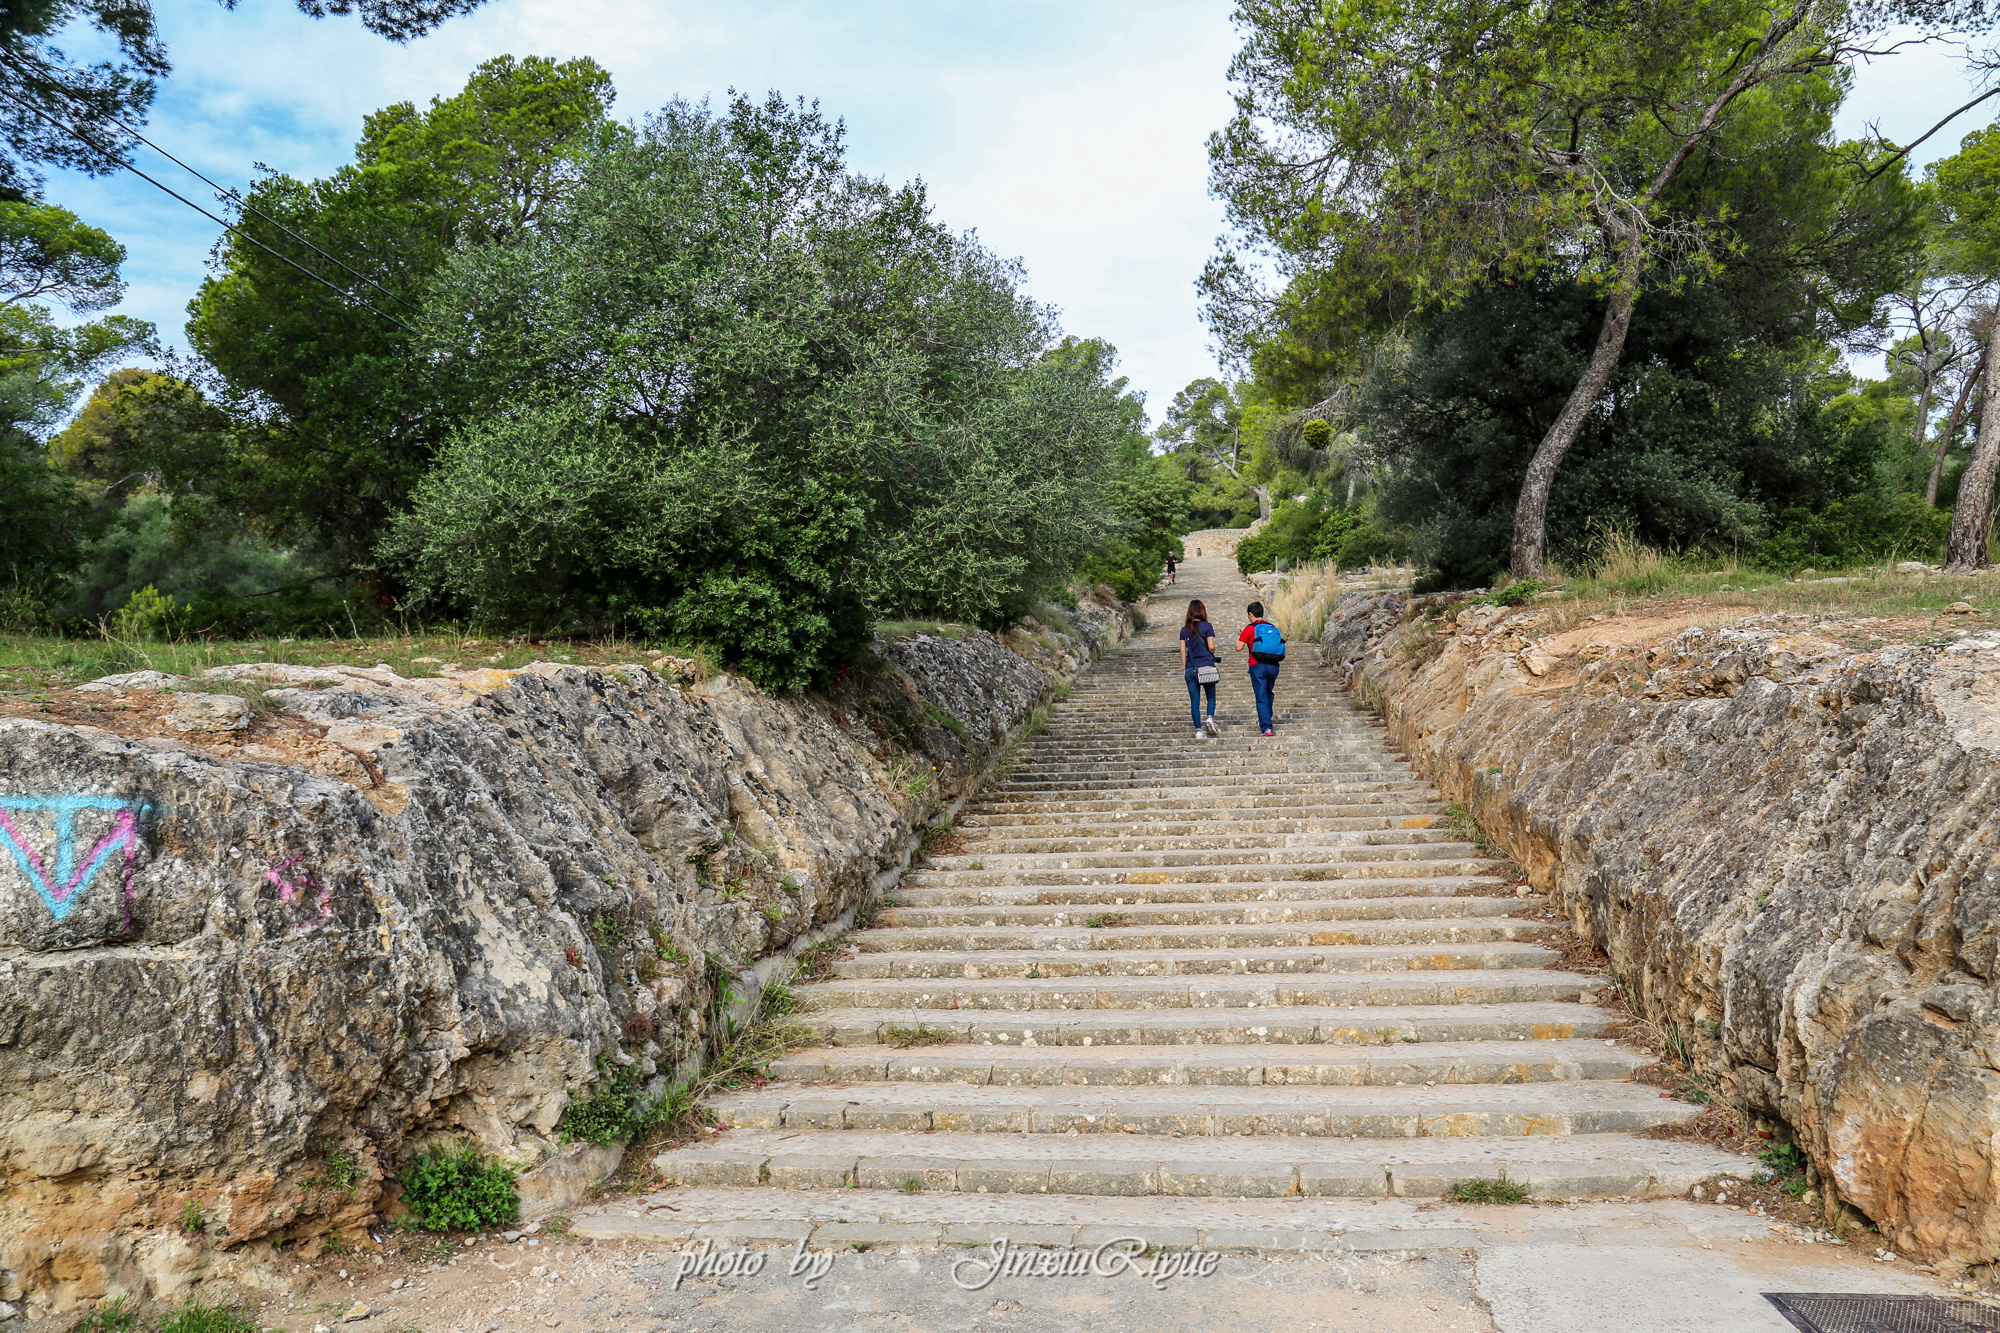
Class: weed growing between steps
73,1296,262,1333
1446,1178,1530,1204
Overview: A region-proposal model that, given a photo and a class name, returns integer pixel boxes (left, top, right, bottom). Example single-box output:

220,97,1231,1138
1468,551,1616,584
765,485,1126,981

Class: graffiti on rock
0,794,147,925
266,853,333,932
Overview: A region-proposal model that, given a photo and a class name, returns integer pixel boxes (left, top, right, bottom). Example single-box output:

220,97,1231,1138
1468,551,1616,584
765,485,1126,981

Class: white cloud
46,0,1237,417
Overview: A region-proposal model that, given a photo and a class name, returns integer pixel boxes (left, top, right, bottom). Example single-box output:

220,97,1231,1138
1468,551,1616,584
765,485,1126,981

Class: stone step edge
644,1148,1706,1201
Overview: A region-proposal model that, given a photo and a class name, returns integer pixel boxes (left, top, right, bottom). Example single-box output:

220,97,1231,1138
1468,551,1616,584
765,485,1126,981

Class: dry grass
0,628,713,699
1524,533,2000,646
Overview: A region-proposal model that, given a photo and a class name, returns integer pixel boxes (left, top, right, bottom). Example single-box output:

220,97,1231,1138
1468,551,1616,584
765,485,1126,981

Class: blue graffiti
0,795,147,923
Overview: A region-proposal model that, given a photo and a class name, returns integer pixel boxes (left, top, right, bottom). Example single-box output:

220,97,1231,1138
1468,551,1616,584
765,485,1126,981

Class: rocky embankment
0,596,1125,1314
1322,591,2000,1273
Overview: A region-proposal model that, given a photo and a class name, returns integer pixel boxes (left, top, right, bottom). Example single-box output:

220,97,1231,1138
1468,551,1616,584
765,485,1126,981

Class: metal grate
1765,1293,2000,1333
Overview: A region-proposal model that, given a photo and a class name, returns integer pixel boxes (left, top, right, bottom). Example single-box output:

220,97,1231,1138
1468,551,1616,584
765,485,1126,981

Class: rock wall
0,595,1126,1313
1180,526,1259,560
1322,592,2000,1271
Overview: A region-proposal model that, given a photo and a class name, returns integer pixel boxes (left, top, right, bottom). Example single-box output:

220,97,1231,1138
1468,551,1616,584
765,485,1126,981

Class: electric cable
0,47,422,315
0,79,414,331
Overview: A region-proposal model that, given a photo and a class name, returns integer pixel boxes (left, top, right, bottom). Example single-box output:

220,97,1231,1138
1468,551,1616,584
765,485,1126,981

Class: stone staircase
636,558,1738,1234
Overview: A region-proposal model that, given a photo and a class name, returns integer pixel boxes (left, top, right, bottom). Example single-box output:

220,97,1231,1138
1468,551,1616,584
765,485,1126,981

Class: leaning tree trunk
1252,484,1273,521
1509,243,1644,581
1929,356,1983,507
1945,327,2000,570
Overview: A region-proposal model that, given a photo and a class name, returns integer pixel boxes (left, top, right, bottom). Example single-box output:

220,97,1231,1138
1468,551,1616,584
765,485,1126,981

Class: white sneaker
1193,729,1205,741
1203,717,1220,737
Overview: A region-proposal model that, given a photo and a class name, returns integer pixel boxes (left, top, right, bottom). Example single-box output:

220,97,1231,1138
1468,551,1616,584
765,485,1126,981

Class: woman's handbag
1196,664,1220,684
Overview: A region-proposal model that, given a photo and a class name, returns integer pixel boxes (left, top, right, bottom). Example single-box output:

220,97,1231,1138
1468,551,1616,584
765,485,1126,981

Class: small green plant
850,1241,872,1252
155,1299,258,1333
1478,580,1547,608
780,877,804,896
883,1023,953,1048
966,859,985,871
417,1239,457,1263
900,1176,924,1193
75,1296,142,1333
1363,834,1385,845
761,981,799,1015
720,878,749,901
1082,913,1124,929
1025,967,1041,979
306,1148,365,1199
1446,1178,1529,1204
557,1057,651,1146
397,1144,520,1232
322,1231,353,1255
588,911,628,948
1759,1141,1808,1180
179,1197,205,1234
764,902,786,926
111,584,178,640
649,921,689,967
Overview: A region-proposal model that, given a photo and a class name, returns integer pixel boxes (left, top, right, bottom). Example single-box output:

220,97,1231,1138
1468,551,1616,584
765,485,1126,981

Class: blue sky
39,1,1997,419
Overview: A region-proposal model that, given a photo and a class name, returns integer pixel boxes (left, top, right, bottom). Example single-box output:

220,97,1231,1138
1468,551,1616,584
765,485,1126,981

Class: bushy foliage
391,94,1136,687
555,1057,651,1146
1364,279,1936,588
1235,494,1404,574
397,1145,519,1232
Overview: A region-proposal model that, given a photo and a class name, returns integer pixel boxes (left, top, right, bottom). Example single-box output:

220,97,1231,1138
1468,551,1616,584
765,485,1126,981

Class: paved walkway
556,558,1962,1329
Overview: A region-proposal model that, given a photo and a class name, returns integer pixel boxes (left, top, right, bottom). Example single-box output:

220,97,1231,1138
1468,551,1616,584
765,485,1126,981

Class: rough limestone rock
1322,593,2000,1271
0,602,1124,1312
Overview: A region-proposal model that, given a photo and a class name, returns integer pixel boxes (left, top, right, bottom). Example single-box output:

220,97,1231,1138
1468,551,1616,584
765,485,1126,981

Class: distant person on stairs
1179,599,1220,740
1164,552,1178,584
1236,601,1285,736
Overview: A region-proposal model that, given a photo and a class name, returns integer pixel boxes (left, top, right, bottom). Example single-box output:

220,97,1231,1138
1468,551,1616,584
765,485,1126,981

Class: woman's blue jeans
1184,666,1216,727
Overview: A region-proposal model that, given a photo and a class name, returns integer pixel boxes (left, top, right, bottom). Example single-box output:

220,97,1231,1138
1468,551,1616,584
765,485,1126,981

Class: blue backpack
1250,620,1286,663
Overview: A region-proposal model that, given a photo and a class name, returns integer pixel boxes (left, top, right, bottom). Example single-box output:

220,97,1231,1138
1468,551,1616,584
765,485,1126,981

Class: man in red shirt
1235,602,1284,736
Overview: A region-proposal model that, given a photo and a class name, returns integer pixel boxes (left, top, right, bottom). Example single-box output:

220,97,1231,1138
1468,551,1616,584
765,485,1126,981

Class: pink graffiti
266,854,332,932
0,798,143,931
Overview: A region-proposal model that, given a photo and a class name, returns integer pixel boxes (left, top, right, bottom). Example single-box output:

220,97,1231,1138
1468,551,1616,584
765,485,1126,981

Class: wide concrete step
891,874,1508,907
800,1001,1612,1047
651,1129,1744,1199
996,768,1432,788
852,917,1535,954
801,969,1604,1011
705,1078,1690,1139
828,941,1563,979
898,860,1504,889
942,830,1460,858
875,895,1519,930
766,1036,1642,1086
952,804,1440,824
966,795,1442,817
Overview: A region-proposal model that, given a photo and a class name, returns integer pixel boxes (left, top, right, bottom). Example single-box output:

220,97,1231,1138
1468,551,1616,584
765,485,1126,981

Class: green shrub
555,1057,651,1146
73,1296,142,1333
397,1145,519,1232
156,1300,258,1333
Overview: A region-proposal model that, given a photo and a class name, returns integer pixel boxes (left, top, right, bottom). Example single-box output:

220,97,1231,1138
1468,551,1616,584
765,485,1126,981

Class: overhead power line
0,48,421,316
0,69,414,332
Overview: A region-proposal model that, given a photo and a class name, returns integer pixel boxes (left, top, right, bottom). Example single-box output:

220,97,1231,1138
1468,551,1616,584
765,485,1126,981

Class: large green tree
390,93,1137,688
176,55,616,568
1207,0,1945,580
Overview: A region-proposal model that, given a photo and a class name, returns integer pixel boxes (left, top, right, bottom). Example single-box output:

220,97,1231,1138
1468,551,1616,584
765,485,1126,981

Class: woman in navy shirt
1179,599,1220,739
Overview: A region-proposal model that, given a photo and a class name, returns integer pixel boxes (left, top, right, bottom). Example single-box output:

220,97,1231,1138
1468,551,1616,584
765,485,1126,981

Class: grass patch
883,1022,955,1048
1446,1178,1529,1205
396,1144,518,1232
1519,533,2000,646
0,629,710,698
156,1300,259,1333
876,620,971,642
73,1296,143,1333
